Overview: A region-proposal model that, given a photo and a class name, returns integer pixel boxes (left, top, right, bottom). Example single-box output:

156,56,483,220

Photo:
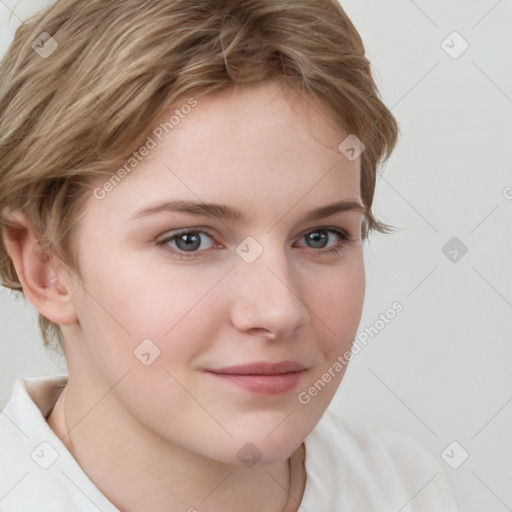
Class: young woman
0,1,458,510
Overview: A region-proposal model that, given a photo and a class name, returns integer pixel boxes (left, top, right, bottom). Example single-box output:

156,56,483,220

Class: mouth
205,361,307,395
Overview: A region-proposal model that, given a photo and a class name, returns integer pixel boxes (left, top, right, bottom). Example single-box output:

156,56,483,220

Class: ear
1,209,78,326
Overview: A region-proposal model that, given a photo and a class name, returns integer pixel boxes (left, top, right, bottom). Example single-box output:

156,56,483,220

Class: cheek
72,251,225,365
307,254,365,345
296,257,364,416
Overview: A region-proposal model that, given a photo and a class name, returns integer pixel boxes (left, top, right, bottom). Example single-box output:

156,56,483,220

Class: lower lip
207,371,305,395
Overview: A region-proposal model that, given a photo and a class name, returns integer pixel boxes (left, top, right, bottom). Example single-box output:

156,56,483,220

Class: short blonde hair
0,0,398,353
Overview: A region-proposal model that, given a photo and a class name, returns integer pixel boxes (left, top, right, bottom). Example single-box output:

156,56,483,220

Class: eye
157,228,215,258
295,227,352,255
156,226,354,260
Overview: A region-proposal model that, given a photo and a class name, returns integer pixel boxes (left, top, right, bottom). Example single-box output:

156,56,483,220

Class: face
64,79,365,466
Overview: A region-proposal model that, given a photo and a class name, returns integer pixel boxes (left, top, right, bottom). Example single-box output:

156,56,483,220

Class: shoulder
1,376,119,512
302,409,459,511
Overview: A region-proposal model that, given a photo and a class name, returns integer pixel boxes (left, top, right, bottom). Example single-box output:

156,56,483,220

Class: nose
229,243,310,340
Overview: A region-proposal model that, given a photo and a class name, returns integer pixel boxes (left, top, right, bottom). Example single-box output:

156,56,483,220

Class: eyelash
156,227,354,260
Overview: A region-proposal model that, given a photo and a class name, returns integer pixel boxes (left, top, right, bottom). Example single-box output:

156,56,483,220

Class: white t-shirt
0,375,458,511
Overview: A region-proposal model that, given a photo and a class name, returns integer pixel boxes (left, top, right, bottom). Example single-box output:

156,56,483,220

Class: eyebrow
132,199,366,222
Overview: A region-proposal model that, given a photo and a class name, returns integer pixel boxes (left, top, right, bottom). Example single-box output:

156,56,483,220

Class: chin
224,419,310,466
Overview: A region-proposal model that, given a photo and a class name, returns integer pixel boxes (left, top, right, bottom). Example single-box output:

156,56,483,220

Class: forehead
162,80,352,166
87,79,361,222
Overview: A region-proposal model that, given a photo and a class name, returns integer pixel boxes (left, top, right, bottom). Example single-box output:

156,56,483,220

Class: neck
47,377,306,512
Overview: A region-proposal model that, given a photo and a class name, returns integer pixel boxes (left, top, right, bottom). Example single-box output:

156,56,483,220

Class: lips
208,361,306,376
206,361,307,395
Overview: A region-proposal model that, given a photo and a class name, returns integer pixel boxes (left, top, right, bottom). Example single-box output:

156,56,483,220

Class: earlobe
1,209,78,326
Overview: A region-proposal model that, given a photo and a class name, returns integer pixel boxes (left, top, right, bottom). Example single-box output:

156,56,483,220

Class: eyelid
156,227,215,247
297,225,353,240
157,227,211,239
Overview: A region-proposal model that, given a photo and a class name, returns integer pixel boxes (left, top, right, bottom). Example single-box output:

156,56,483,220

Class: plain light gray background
1,1,511,511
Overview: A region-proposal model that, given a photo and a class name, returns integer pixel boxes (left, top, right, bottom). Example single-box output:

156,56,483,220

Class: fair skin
4,79,365,512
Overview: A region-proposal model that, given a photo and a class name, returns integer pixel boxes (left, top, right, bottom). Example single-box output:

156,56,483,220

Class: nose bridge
230,237,310,336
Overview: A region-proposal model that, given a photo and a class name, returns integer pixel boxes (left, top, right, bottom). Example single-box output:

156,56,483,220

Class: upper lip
207,361,307,375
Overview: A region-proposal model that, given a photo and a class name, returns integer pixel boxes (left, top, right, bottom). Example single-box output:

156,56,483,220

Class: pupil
309,231,327,248
178,233,200,251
